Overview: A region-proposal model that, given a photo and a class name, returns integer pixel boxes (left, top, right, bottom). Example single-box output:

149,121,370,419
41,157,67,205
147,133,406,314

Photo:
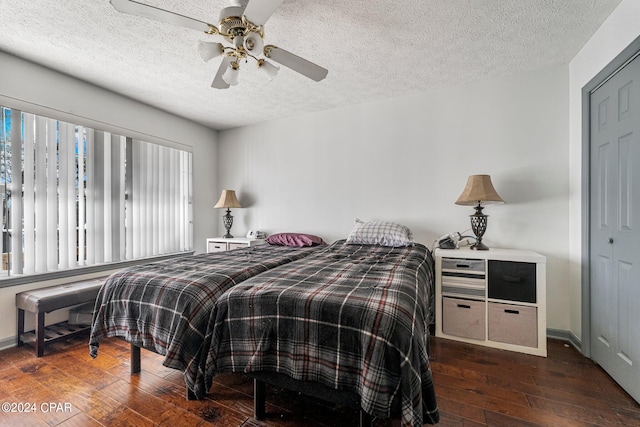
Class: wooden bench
16,277,106,357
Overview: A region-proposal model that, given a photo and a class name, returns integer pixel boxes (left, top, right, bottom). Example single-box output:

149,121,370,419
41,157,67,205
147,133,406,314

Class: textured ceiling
0,0,622,130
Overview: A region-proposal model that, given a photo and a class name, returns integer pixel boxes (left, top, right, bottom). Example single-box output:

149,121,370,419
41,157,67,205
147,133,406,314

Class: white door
590,53,640,403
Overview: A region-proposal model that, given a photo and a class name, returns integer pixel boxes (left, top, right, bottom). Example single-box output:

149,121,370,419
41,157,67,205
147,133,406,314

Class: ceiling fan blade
264,46,328,82
110,0,214,33
211,56,232,89
242,0,285,26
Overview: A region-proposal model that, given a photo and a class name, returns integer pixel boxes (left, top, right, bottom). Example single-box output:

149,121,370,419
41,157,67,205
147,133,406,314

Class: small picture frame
247,230,256,238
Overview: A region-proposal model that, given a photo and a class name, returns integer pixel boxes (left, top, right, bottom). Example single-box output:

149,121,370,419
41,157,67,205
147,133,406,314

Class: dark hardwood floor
0,334,638,426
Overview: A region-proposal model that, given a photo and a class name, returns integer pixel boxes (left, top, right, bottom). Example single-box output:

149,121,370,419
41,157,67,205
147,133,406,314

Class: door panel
593,254,613,349
590,53,640,403
596,143,611,229
618,134,632,230
617,260,632,363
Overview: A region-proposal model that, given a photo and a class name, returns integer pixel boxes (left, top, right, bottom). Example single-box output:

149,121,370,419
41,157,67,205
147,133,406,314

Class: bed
89,242,322,397
89,222,439,426
205,239,439,426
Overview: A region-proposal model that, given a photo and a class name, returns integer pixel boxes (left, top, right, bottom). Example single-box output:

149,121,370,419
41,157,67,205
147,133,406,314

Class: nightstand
435,247,547,357
206,237,266,253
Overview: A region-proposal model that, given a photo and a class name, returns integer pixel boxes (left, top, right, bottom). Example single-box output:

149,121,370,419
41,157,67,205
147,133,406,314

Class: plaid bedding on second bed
206,240,439,426
89,243,321,398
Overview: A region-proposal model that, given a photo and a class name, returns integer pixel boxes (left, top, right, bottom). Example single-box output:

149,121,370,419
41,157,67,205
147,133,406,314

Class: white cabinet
206,237,265,253
435,248,547,357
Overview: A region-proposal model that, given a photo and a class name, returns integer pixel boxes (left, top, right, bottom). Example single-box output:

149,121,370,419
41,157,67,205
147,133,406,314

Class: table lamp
455,175,505,250
214,190,242,238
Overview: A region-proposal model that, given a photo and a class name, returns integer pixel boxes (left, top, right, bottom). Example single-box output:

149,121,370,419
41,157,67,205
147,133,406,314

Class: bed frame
129,344,379,426
249,372,377,427
128,337,429,427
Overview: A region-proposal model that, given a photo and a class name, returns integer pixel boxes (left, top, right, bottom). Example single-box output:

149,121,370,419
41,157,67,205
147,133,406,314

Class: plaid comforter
89,244,320,397
206,240,439,426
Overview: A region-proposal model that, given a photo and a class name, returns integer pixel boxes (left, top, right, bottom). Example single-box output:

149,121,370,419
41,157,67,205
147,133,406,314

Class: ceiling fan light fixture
233,35,245,48
109,0,327,89
258,59,279,81
222,61,240,86
198,41,224,62
244,32,264,53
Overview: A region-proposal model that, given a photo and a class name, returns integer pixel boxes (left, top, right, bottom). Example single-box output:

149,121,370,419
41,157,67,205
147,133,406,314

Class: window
0,106,193,279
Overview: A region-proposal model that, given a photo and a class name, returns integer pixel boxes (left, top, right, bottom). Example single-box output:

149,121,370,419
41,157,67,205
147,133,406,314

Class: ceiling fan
110,0,328,89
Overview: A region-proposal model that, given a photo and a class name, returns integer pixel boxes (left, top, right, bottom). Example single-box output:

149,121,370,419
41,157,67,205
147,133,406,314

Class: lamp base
470,240,489,250
469,203,490,250
222,208,234,239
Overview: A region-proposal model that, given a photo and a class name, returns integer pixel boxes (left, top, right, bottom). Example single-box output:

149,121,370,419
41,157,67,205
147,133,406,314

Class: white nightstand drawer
207,242,227,252
488,302,537,348
228,243,247,250
442,297,485,341
206,237,266,253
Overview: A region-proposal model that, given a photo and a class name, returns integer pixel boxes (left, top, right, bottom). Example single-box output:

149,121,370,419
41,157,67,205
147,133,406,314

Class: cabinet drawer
442,297,485,340
488,260,536,303
488,302,537,348
442,258,485,274
442,276,485,299
207,242,227,252
442,258,485,299
228,243,247,250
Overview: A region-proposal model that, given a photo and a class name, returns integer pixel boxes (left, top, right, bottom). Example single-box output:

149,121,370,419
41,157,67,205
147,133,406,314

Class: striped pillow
345,219,414,247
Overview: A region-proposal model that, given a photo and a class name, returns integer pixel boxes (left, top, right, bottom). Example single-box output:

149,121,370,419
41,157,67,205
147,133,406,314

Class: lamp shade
455,175,505,206
214,190,242,209
198,41,224,62
243,32,264,54
222,62,240,86
258,59,279,81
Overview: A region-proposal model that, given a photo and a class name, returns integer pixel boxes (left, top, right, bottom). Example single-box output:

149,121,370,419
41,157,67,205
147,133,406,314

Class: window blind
0,106,193,278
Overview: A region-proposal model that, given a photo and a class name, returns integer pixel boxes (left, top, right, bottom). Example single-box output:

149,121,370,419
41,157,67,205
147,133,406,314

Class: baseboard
547,328,582,352
0,336,16,352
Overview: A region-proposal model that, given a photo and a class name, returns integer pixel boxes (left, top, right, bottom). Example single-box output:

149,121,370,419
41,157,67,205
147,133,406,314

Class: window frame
0,251,193,288
0,102,194,287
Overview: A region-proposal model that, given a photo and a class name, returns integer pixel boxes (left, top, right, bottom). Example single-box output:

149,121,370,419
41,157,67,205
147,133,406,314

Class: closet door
590,53,640,403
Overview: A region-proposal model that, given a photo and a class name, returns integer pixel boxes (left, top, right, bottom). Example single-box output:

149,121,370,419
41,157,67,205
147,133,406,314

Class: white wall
0,51,218,346
568,0,640,339
219,65,571,331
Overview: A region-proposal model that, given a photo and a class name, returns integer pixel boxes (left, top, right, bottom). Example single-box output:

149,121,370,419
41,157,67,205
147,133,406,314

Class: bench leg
254,379,266,420
17,309,25,347
131,344,141,374
36,312,45,357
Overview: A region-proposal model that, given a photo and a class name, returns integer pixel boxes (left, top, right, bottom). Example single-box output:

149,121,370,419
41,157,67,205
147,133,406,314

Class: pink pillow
266,233,326,247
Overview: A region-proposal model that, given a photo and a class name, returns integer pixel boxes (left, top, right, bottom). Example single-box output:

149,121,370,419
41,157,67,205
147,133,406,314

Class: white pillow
345,218,414,247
